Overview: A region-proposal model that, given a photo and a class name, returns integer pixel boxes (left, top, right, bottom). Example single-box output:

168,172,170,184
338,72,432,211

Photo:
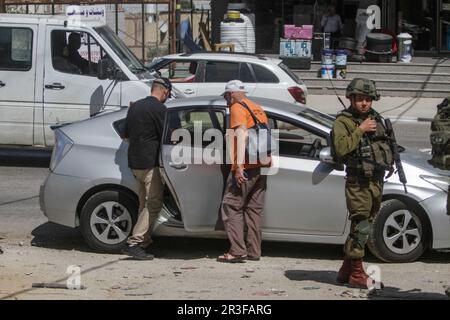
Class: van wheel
80,190,137,253
368,199,429,263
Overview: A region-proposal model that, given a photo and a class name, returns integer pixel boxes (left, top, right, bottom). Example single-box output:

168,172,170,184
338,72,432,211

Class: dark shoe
122,245,154,260
445,286,450,298
337,258,352,284
217,253,246,263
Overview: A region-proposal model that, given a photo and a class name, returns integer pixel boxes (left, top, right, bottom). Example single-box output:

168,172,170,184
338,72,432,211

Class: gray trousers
220,168,267,258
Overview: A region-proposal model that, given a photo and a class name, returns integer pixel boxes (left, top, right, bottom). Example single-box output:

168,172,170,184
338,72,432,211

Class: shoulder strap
238,101,261,125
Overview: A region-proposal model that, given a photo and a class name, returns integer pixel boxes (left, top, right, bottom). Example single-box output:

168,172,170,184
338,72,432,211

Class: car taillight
288,86,306,105
49,129,73,172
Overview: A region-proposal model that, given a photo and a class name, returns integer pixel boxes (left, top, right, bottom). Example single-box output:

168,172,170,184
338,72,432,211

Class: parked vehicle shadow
30,222,92,253
285,270,449,300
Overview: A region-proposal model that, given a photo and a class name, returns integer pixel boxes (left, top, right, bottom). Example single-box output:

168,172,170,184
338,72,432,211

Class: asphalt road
0,121,448,300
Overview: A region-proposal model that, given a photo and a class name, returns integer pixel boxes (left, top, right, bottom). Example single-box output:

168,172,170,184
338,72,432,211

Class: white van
0,14,164,147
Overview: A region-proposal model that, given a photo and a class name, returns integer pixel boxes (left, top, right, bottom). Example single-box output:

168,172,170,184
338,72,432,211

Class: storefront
211,0,450,56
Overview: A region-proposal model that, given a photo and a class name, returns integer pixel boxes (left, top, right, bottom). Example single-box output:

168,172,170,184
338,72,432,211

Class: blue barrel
335,50,347,68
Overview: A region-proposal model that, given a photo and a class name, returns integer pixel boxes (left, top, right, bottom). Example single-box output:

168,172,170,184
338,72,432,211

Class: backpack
430,97,450,169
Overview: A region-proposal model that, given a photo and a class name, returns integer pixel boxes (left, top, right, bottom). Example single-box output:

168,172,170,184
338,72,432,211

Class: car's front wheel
368,199,430,263
80,190,137,253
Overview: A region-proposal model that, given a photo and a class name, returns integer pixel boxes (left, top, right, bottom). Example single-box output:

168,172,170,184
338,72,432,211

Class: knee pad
355,219,371,244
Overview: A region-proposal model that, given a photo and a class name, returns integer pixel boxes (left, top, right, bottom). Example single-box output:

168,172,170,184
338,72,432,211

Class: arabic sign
66,5,106,25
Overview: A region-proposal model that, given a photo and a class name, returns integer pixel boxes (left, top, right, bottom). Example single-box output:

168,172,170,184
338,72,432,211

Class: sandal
216,253,246,263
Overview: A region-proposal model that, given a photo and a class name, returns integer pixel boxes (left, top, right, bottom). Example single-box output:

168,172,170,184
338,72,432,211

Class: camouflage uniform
429,97,450,296
332,78,393,288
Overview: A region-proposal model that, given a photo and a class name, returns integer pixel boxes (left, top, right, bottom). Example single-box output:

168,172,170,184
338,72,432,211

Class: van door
0,24,36,146
42,27,121,146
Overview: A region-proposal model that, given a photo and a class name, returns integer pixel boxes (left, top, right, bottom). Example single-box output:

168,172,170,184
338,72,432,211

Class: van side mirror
97,58,114,80
319,147,344,171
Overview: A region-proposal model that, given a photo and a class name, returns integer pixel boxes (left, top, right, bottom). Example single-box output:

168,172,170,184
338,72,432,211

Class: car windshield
94,26,151,77
299,108,335,129
279,62,305,85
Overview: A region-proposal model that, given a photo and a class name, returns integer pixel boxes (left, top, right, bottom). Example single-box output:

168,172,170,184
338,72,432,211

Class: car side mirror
97,58,114,80
319,147,344,171
319,147,334,164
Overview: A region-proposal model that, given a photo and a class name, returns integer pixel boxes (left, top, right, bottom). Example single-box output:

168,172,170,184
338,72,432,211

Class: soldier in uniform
332,78,394,289
429,97,450,297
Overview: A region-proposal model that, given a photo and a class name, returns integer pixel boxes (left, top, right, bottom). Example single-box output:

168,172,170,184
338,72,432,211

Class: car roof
161,52,282,65
0,14,106,27
165,96,304,113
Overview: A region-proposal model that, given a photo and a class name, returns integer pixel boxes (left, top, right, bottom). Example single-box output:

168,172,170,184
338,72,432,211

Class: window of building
0,27,33,71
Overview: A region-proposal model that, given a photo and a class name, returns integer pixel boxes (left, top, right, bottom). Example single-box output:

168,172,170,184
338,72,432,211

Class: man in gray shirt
321,5,343,49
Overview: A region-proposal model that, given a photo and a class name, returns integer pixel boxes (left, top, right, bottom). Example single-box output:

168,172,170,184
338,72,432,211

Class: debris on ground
252,291,270,297
302,286,321,290
18,242,24,247
241,274,251,279
124,293,153,297
268,288,286,296
180,266,197,270
32,283,86,290
245,268,255,273
173,271,182,276
0,246,3,254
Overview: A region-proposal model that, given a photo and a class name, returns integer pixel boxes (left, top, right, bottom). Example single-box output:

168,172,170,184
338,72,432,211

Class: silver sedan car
39,97,450,263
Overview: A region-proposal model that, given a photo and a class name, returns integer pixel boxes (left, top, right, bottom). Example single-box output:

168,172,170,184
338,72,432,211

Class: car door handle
169,162,187,170
184,89,194,95
45,83,65,90
0,81,5,88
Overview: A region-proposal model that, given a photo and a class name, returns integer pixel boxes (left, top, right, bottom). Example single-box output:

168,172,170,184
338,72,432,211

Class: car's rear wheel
368,199,430,263
80,190,137,253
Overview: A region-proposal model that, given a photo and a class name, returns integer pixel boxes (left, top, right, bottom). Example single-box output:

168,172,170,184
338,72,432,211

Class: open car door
160,105,227,231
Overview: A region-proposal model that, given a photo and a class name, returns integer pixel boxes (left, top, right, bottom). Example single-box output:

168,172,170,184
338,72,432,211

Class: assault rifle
384,118,408,193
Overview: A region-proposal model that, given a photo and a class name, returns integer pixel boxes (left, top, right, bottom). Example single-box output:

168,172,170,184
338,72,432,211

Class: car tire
80,190,138,253
368,199,429,263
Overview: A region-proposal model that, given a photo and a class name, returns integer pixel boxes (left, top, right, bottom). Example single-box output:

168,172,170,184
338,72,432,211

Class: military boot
348,259,372,289
337,258,352,284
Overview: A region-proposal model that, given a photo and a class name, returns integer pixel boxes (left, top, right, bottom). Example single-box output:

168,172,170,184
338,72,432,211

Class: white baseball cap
221,80,248,96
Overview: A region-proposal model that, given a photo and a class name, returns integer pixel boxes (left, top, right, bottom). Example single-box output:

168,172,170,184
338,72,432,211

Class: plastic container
321,49,333,65
321,65,334,79
221,14,247,52
227,11,241,20
335,49,347,68
397,33,413,63
336,68,347,80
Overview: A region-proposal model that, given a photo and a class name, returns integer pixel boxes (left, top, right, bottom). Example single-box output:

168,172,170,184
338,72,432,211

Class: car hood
402,149,449,177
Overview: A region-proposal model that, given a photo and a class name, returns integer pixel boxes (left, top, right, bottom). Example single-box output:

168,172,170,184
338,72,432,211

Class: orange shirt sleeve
230,103,248,129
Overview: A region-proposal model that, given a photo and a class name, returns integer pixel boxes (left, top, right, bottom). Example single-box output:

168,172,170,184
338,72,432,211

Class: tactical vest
430,98,450,169
334,110,394,178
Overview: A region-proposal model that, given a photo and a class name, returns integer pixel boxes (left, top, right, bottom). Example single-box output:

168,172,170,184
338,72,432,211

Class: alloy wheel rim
90,201,132,245
383,209,421,255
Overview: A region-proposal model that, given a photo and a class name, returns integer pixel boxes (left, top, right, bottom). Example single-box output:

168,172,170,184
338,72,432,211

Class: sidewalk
308,95,444,121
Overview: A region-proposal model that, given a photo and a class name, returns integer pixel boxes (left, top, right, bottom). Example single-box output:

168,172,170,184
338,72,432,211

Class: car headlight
50,129,73,172
420,175,450,193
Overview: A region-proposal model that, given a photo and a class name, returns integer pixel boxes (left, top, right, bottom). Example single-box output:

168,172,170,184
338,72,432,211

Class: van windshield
94,26,150,77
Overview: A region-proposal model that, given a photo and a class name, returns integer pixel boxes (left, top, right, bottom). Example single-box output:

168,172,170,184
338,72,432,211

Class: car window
0,27,33,71
165,109,224,146
269,116,327,159
279,62,304,85
204,61,239,83
251,64,279,83
51,30,108,77
158,60,198,83
239,63,254,82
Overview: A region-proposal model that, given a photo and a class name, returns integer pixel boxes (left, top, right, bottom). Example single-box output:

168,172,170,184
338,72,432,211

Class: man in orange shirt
217,80,270,263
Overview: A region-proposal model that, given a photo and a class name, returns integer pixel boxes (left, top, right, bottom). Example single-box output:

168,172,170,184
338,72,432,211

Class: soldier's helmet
345,78,380,101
